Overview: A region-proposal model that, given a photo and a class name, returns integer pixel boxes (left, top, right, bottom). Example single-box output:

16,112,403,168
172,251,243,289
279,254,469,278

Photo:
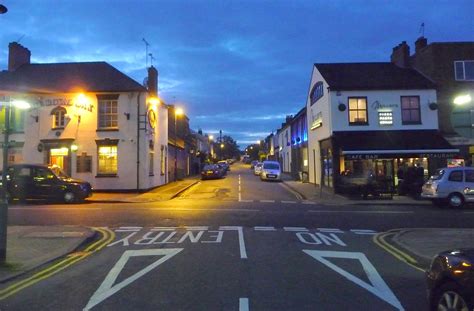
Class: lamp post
0,98,31,263
174,107,183,181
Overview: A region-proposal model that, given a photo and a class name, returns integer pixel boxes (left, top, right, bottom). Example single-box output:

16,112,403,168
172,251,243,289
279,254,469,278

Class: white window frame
454,60,474,81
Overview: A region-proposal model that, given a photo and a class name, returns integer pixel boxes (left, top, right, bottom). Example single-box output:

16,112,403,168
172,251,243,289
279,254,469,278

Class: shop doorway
49,147,70,175
373,159,394,192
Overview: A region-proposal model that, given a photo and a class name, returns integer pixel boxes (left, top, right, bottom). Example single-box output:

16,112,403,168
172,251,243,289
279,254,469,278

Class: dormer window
51,106,67,129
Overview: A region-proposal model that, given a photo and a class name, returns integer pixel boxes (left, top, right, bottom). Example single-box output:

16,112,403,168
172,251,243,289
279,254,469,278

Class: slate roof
0,62,147,93
315,62,436,90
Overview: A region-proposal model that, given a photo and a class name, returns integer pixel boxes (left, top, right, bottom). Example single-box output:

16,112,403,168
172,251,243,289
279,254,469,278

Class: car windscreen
203,165,216,170
263,163,279,170
430,169,444,181
50,166,69,179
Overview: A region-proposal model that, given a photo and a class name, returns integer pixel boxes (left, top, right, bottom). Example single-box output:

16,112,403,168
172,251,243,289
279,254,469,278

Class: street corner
0,226,114,300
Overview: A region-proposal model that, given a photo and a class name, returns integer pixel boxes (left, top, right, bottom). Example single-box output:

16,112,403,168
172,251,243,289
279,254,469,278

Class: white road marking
260,200,275,203
84,248,183,310
239,298,249,311
278,182,304,201
185,226,209,231
308,210,414,214
254,226,276,231
302,201,316,205
281,200,297,204
317,228,345,233
219,226,248,259
115,227,142,232
238,174,242,202
350,229,378,235
303,250,403,310
239,199,254,203
151,227,177,231
283,227,308,232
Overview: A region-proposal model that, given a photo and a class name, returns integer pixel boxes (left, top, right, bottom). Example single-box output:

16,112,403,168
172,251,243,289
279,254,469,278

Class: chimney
8,42,31,71
147,65,158,96
390,41,410,68
415,36,428,54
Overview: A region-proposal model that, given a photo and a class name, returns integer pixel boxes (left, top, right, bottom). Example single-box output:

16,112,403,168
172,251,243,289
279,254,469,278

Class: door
11,166,34,199
49,147,70,175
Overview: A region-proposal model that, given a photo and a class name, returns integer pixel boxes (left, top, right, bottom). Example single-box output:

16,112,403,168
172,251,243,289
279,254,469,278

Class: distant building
290,107,308,180
168,105,191,181
0,42,168,191
276,116,292,173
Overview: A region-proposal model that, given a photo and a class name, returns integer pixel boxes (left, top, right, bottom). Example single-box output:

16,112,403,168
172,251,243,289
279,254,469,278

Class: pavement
0,226,96,283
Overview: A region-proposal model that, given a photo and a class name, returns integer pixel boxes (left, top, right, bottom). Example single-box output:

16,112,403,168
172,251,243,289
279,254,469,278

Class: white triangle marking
303,250,404,310
84,248,183,310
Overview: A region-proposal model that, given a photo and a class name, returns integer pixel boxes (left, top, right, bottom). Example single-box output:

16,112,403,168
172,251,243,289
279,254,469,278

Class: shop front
327,130,459,196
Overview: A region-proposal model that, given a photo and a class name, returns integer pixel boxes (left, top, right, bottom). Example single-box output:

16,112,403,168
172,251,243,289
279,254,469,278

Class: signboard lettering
371,100,398,110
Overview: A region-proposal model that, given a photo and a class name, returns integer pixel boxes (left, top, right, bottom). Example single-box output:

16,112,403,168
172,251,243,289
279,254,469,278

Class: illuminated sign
378,111,393,126
36,95,94,112
372,100,398,110
147,109,157,129
310,111,323,130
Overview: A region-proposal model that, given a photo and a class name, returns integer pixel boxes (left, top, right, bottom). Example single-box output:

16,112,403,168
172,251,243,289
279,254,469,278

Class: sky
0,0,473,147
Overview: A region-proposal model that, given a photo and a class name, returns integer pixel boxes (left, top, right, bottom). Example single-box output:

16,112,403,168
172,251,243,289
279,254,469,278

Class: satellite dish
0,5,8,14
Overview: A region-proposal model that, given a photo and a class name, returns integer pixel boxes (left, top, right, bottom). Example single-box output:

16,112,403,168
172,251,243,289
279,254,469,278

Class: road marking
373,232,424,272
238,174,242,202
283,227,308,232
84,248,183,310
254,226,276,231
351,229,377,235
185,226,209,231
281,200,297,204
317,228,345,233
308,210,414,214
219,226,247,259
260,200,275,203
303,250,404,310
302,201,316,205
115,227,142,232
238,199,254,203
278,182,304,201
239,298,249,311
151,227,177,231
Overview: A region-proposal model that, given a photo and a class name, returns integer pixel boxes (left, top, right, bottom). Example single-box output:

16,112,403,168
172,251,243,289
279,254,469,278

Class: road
2,163,473,310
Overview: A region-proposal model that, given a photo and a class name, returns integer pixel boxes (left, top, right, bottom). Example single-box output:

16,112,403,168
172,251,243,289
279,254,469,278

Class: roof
314,62,436,91
0,62,147,93
333,130,457,154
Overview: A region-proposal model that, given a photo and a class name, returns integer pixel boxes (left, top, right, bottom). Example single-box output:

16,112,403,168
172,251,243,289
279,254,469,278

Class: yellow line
0,227,113,300
373,232,425,272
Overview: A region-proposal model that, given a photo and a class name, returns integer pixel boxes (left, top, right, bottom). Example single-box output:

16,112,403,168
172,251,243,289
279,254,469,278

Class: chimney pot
8,42,31,71
415,36,428,53
147,66,158,96
390,41,410,68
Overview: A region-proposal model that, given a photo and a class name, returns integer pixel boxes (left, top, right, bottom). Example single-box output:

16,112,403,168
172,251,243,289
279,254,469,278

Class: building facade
306,62,457,194
0,43,168,191
277,117,292,173
290,107,308,180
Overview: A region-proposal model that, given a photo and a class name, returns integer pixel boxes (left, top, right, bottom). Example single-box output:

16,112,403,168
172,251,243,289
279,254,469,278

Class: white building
306,62,458,193
277,117,292,173
0,42,168,191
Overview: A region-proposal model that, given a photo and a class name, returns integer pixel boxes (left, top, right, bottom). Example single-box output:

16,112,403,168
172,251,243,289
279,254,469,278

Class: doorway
49,147,70,175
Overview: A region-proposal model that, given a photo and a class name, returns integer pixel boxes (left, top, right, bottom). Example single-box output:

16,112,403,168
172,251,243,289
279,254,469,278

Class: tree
214,135,240,160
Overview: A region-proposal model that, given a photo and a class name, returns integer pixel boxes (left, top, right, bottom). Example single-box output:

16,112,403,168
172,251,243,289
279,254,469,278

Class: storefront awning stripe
342,149,460,155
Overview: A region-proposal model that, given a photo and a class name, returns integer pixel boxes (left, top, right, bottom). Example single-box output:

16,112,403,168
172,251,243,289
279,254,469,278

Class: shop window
149,151,154,176
401,96,421,124
348,97,368,125
51,107,67,129
160,145,166,175
97,94,119,129
0,107,26,132
465,170,474,183
454,60,474,81
77,152,92,173
448,170,463,182
98,145,118,175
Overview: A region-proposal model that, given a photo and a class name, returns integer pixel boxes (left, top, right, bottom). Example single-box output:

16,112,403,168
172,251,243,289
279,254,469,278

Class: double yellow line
373,231,425,272
0,227,115,300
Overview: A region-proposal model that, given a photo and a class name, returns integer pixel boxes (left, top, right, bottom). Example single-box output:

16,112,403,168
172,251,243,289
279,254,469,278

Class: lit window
454,61,474,81
97,95,119,129
378,111,393,126
51,107,67,129
149,151,154,176
401,96,421,124
348,97,368,125
98,145,118,175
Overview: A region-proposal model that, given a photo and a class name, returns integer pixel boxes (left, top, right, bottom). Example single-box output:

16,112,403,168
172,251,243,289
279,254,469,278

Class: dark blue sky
1,0,473,146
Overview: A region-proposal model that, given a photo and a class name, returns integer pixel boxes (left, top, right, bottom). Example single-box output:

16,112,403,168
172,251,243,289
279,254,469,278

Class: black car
201,164,224,180
1,164,93,203
426,249,474,310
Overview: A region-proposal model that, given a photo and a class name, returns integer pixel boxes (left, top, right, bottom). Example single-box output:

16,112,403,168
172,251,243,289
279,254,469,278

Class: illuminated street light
11,100,31,110
209,135,214,141
175,107,184,116
148,96,160,106
220,143,224,149
454,94,472,105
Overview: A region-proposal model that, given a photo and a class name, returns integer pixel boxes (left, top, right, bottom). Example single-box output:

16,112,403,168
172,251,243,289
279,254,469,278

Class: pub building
306,62,459,195
0,42,168,191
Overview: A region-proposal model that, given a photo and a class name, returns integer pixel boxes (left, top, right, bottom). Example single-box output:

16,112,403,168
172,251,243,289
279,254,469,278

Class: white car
260,161,281,181
254,162,263,175
421,167,474,208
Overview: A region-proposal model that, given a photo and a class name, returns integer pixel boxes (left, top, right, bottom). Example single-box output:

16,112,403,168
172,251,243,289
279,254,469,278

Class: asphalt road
2,163,473,310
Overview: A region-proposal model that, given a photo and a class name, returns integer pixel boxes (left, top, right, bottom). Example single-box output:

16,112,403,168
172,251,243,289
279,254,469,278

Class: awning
333,130,459,160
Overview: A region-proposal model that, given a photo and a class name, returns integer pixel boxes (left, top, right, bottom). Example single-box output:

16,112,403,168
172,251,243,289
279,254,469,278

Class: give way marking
84,248,183,310
303,250,404,311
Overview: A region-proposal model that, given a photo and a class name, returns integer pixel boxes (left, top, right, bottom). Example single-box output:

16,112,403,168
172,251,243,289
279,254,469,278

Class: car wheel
432,282,472,311
64,191,76,204
448,193,464,208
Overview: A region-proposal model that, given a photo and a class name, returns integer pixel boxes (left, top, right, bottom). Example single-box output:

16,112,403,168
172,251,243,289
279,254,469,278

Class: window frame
51,107,67,129
310,81,324,106
96,139,119,177
454,60,474,81
401,96,422,125
348,97,369,126
448,170,463,182
97,94,119,130
76,152,92,173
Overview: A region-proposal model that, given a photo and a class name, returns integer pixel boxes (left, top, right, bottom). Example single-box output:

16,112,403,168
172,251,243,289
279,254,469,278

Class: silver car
421,167,474,208
260,161,281,181
254,162,263,176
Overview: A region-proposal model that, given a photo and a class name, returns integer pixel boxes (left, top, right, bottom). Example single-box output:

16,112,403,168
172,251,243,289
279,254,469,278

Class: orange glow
175,107,184,116
148,97,160,106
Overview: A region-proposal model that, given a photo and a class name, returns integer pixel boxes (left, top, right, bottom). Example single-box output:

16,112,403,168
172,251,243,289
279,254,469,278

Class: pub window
401,96,421,124
77,152,92,173
149,151,154,176
97,95,119,129
98,145,118,175
51,107,67,129
454,60,474,81
160,145,165,175
348,97,368,125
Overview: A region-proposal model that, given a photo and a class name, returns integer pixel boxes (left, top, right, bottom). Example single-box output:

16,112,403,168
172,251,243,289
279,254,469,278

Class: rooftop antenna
149,53,155,66
142,38,150,67
419,22,425,37
16,34,25,44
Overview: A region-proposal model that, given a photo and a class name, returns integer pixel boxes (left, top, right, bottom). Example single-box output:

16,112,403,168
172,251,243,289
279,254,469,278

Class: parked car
254,162,263,176
260,161,281,181
1,164,92,203
217,160,230,172
421,167,474,208
201,164,224,180
426,248,474,310
250,160,258,169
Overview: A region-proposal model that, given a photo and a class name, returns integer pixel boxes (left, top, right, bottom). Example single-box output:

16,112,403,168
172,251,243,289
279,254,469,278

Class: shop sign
36,96,94,112
345,152,458,160
345,154,379,160
371,100,398,110
310,112,323,130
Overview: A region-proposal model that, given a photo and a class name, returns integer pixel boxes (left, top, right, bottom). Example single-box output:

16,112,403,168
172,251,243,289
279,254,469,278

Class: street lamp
174,107,184,181
454,94,472,106
0,5,7,14
0,98,31,263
